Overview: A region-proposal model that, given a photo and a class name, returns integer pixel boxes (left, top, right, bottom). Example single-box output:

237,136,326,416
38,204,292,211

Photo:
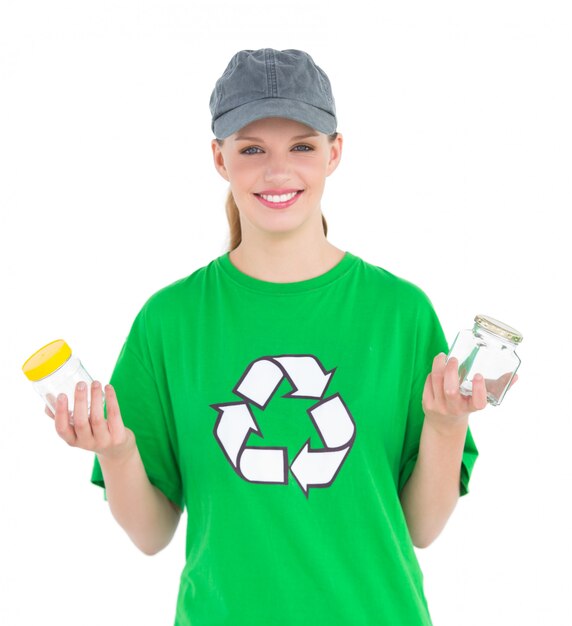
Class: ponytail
225,189,242,252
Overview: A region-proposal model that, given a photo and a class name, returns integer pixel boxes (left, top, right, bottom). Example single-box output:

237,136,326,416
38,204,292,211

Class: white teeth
260,192,298,203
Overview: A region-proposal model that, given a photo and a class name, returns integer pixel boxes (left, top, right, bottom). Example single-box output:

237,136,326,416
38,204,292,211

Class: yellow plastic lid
22,339,72,381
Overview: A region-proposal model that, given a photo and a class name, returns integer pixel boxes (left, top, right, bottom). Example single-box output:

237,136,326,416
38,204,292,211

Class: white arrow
239,447,288,484
290,442,351,495
235,358,285,408
213,403,260,467
308,394,355,448
274,355,333,399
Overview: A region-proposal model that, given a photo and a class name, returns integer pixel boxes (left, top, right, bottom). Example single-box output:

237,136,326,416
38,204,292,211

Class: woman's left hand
422,353,518,434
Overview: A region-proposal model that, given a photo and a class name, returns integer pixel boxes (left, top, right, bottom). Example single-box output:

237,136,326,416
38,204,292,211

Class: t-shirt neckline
216,250,358,294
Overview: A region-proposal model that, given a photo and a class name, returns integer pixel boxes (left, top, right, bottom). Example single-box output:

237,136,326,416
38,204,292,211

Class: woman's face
212,117,342,241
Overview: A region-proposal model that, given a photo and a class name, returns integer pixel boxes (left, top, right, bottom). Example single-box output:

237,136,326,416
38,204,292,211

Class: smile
255,190,304,209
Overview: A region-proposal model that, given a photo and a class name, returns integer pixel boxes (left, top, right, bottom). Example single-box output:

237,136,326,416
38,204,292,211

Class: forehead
234,117,319,139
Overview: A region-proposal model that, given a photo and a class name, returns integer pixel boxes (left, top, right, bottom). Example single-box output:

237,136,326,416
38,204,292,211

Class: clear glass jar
22,339,94,418
446,315,523,406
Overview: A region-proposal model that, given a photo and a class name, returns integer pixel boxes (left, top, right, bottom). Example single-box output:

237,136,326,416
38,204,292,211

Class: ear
211,139,230,182
326,133,343,177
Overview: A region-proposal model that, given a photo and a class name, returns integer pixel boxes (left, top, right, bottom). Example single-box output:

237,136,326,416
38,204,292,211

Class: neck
229,230,345,283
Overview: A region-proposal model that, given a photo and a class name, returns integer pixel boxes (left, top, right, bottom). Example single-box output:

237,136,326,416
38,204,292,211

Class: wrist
96,428,138,465
424,411,469,438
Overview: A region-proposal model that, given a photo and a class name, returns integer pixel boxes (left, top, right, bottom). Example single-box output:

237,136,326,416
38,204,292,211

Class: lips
255,190,304,209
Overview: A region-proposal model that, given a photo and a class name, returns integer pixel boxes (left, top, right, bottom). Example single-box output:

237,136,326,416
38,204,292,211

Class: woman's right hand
46,381,135,460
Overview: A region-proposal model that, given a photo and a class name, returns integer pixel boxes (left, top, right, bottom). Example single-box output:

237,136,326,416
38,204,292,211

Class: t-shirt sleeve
398,291,478,497
90,303,185,511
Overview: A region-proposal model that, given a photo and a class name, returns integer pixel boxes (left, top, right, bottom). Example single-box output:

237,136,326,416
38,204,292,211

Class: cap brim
212,98,337,139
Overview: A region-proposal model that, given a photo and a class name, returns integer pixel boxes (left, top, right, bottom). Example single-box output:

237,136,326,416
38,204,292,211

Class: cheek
302,155,330,175
302,163,328,189
226,157,258,181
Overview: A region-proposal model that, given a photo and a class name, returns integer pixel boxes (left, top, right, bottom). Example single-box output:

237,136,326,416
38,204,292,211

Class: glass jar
446,315,523,406
22,339,94,418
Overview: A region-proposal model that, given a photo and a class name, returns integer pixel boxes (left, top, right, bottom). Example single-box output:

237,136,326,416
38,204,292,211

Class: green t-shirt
92,251,478,626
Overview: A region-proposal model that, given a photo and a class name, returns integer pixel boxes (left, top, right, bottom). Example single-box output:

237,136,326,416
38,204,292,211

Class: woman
50,48,486,625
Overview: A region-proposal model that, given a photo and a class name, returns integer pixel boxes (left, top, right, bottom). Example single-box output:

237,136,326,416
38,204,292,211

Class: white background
1,1,570,624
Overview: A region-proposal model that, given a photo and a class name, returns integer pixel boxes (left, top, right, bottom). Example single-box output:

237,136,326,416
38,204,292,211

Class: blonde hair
216,133,339,252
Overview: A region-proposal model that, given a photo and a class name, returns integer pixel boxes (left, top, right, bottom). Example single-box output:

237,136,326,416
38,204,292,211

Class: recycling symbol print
212,354,356,496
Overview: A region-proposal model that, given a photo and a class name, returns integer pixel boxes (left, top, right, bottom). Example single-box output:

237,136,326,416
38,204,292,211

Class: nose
263,152,292,183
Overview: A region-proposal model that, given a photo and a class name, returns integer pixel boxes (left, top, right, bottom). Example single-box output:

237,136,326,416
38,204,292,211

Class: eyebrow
234,132,319,142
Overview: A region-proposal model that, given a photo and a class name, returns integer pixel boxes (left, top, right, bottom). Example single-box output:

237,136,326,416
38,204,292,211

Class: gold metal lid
475,315,523,344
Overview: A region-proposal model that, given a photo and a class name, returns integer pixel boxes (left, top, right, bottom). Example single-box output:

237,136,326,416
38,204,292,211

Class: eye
241,146,263,155
240,144,315,155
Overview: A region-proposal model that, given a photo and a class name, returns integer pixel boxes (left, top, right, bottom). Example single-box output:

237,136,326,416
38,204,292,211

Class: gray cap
209,48,337,139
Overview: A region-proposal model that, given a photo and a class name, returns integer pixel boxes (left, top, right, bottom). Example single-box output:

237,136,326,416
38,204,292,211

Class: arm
52,381,181,555
400,353,489,548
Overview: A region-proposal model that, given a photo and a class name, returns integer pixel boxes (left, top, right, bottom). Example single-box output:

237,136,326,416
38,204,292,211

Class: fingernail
57,393,66,402
77,382,86,392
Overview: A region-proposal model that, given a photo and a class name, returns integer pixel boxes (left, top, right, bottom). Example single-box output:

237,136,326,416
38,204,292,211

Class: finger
54,394,77,445
431,353,447,406
470,373,488,411
422,373,435,411
443,356,461,399
89,381,109,446
445,356,476,416
104,385,126,444
45,393,57,417
45,406,55,419
72,381,94,445
485,372,517,399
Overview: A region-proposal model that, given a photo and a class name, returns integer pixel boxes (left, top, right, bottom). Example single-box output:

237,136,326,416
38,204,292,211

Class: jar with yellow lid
446,315,523,406
22,340,94,416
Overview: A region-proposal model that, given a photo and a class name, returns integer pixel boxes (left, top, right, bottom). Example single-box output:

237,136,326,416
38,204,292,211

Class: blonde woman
50,48,489,625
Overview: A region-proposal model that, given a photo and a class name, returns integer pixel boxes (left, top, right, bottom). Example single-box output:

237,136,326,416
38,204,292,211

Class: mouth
254,190,304,209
